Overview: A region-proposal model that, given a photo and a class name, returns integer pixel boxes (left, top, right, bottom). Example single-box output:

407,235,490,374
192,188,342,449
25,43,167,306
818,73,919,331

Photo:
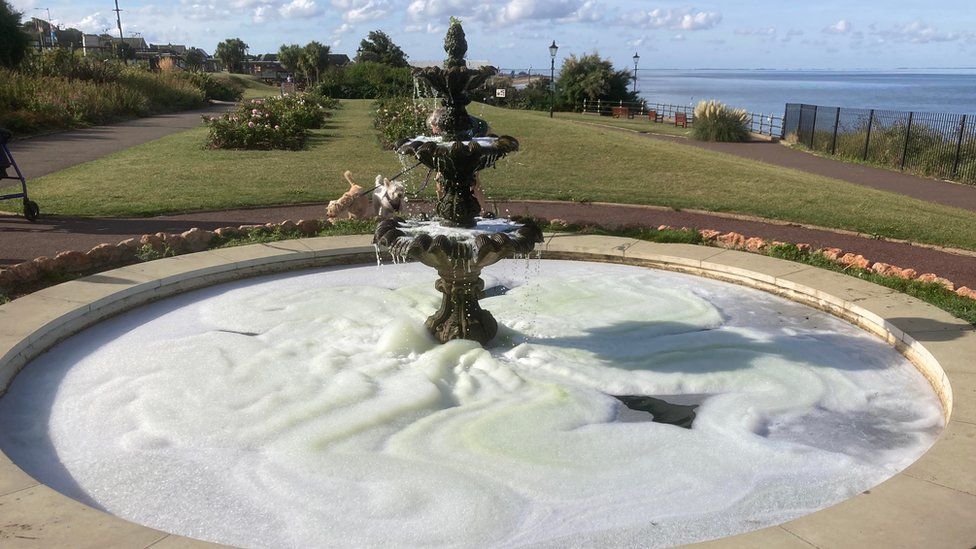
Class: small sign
495,88,507,98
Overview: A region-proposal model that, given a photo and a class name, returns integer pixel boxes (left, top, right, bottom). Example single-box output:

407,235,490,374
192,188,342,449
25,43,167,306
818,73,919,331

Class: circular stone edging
0,233,973,548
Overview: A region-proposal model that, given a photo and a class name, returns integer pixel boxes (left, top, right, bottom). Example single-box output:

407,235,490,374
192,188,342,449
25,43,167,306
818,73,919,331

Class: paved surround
0,234,973,548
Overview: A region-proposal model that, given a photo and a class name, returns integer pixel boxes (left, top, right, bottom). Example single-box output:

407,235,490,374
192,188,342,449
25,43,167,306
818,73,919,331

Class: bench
675,112,689,128
611,106,630,119
648,110,663,123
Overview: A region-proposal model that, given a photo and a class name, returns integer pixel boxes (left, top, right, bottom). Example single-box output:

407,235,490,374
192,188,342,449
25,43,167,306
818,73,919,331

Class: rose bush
204,93,336,150
374,97,431,149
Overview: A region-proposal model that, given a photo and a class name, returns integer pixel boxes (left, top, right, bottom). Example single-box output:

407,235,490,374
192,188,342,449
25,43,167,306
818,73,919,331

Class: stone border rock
5,217,976,305
0,234,973,548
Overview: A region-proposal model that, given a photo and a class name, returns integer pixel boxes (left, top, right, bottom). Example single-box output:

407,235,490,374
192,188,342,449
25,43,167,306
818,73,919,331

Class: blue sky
10,0,976,70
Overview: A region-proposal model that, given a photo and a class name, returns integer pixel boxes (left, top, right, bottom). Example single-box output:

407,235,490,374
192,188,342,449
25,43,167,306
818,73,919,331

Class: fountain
373,19,543,345
0,17,955,549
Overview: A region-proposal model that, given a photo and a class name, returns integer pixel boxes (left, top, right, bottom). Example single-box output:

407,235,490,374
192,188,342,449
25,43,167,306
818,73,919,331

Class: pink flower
274,125,280,130
248,121,255,128
252,109,259,115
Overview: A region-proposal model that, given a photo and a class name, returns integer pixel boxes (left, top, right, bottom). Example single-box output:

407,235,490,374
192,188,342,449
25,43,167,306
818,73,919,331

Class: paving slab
782,473,976,548
0,485,167,548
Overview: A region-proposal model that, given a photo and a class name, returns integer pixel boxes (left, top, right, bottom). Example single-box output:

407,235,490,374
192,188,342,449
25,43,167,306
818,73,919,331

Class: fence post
809,105,818,148
953,114,967,179
863,109,874,161
796,105,806,143
583,98,587,113
900,111,914,170
758,114,764,135
830,108,841,155
597,98,602,114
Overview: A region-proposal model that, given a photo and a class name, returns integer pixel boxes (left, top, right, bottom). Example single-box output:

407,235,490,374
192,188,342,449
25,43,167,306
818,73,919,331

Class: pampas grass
692,100,750,142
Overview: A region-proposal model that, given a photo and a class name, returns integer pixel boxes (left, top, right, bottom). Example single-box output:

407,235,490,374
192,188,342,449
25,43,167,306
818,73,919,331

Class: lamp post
34,8,53,49
356,47,362,62
548,40,558,118
632,51,640,94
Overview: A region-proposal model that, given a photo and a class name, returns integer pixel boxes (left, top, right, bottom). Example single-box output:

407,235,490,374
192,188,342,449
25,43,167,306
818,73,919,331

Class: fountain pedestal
426,273,498,343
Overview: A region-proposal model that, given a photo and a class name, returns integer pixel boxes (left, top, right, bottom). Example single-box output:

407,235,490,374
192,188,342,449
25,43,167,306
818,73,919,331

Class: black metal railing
784,103,976,184
578,99,783,137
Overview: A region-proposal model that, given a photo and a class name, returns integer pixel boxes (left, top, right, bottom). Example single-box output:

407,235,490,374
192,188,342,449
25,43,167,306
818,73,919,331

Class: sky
10,0,976,70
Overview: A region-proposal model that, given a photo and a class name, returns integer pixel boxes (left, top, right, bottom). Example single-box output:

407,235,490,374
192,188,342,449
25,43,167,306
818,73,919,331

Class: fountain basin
0,234,972,548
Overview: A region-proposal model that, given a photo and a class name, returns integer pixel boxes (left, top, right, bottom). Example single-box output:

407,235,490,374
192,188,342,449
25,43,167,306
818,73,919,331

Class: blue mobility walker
0,128,39,222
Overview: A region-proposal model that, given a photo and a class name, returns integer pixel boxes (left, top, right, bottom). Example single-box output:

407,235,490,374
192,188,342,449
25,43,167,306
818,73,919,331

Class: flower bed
204,94,335,150
374,97,431,149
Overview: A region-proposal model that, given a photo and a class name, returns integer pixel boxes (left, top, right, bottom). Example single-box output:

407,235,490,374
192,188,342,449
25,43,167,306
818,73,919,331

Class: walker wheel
24,200,39,222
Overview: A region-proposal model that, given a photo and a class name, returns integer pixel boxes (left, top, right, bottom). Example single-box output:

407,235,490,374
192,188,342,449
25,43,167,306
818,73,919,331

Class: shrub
315,62,413,99
0,66,207,134
175,71,243,102
373,97,430,149
692,100,750,142
204,93,333,150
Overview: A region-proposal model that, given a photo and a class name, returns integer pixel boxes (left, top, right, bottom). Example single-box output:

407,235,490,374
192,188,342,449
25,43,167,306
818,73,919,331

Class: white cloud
628,7,721,31
71,13,114,34
874,20,959,44
823,19,852,35
734,27,775,36
671,33,685,41
781,29,803,42
253,5,278,22
279,0,322,18
497,0,594,25
406,0,596,27
333,0,389,23
181,1,232,21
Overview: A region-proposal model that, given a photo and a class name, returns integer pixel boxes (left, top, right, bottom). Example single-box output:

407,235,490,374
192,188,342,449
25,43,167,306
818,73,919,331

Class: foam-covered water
0,261,943,548
405,135,499,147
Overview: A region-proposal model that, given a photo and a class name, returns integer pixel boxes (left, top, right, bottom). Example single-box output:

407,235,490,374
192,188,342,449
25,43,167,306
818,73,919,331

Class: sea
636,69,976,117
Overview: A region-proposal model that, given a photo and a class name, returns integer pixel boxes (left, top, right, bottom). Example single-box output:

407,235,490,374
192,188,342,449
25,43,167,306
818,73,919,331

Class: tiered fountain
374,20,543,345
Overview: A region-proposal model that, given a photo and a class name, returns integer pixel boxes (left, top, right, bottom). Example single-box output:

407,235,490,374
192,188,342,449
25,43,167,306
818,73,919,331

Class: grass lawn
7,100,976,251
549,111,693,138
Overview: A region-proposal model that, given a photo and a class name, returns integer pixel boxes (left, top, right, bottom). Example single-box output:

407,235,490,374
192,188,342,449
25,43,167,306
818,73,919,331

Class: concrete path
585,121,976,214
5,103,234,180
3,200,976,289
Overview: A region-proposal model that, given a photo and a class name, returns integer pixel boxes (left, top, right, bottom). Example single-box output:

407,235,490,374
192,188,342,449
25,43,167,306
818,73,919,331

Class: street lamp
34,8,53,49
548,40,558,118
632,51,640,94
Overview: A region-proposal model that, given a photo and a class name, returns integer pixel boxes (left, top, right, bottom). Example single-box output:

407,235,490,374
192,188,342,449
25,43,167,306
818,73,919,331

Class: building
21,18,83,50
250,54,291,82
81,34,148,56
410,59,493,69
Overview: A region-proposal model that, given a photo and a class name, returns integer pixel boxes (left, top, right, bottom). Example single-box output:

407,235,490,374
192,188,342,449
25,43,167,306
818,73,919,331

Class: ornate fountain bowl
374,217,544,344
395,135,519,175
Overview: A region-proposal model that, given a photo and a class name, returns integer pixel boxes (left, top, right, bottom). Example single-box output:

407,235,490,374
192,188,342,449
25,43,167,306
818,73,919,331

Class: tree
555,53,638,110
114,41,136,63
184,48,206,71
278,43,303,79
356,30,408,67
301,41,330,85
0,0,30,69
215,38,248,73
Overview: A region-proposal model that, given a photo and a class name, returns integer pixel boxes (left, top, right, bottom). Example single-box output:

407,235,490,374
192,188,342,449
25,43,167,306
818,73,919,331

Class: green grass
548,111,693,137
6,100,976,252
212,72,280,99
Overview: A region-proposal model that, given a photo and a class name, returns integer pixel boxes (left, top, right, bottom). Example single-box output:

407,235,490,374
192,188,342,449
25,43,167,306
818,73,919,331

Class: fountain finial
444,17,468,68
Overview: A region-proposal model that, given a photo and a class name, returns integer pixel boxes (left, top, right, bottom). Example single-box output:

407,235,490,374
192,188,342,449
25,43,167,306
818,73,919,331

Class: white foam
0,261,943,548
404,136,499,147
